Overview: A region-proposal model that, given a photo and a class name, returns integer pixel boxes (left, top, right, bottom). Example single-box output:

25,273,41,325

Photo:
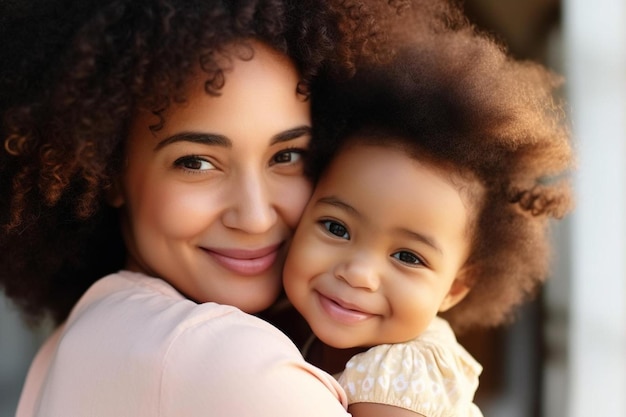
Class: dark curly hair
308,3,574,333
0,0,405,325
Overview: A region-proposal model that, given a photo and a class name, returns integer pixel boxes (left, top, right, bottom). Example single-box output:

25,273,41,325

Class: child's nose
334,254,381,292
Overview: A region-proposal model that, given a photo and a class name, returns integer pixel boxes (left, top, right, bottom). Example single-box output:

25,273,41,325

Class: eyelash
173,155,214,173
319,219,350,239
319,219,428,267
172,146,306,173
270,147,307,166
391,251,427,267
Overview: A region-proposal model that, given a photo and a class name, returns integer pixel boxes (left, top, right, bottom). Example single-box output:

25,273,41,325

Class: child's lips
316,291,376,324
201,243,282,276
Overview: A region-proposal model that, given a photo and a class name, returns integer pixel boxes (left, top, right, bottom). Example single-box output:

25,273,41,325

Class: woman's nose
334,253,381,292
221,172,277,234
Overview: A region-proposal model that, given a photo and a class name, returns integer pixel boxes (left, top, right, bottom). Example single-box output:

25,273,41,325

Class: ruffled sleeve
337,318,483,417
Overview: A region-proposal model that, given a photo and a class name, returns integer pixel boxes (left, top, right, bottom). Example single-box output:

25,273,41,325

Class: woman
0,1,402,415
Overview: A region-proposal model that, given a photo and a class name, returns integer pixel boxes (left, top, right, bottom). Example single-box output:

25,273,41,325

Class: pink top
16,271,349,417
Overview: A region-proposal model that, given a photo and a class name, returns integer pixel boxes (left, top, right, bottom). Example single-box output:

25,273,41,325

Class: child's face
284,142,472,348
111,42,312,313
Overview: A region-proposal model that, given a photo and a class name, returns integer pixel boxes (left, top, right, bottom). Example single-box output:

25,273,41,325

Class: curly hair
308,3,574,333
0,0,405,325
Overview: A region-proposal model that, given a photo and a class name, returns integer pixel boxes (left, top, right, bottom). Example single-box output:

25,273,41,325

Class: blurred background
1,0,624,416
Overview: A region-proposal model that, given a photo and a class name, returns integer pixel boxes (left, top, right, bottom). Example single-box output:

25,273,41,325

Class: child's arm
349,403,426,417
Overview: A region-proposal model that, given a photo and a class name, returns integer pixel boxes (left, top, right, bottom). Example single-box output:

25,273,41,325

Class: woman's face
113,42,313,313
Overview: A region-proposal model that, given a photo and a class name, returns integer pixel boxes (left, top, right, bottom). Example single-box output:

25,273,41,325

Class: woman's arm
160,311,350,417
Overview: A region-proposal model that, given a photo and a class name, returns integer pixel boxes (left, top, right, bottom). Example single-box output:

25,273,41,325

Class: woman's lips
316,292,375,324
202,243,282,276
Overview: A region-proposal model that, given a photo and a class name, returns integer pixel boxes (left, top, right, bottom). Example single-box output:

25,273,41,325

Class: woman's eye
321,220,350,239
174,156,215,172
392,251,424,266
271,149,304,165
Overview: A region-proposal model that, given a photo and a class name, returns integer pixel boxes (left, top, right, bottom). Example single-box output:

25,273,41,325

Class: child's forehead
325,139,485,215
322,141,439,188
334,137,440,175
340,134,479,180
312,141,474,249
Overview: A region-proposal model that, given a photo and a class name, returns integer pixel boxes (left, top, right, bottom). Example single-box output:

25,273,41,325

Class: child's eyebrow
316,196,360,218
398,228,443,254
318,196,443,254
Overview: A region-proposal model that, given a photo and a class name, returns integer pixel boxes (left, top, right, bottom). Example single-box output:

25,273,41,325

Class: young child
283,6,574,417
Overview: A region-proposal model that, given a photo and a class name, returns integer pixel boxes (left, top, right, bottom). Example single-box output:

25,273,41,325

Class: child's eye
321,220,350,240
173,156,215,172
391,251,424,266
271,149,305,166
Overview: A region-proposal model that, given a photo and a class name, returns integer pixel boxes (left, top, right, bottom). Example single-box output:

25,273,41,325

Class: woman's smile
115,42,312,313
201,243,283,276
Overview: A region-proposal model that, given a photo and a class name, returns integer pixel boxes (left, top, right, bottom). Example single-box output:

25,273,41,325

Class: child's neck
305,337,367,375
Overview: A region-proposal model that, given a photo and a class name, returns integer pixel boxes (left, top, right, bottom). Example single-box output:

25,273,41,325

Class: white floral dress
337,317,483,417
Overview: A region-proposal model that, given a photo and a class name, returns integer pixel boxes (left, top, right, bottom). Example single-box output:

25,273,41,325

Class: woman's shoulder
21,271,350,416
67,270,294,349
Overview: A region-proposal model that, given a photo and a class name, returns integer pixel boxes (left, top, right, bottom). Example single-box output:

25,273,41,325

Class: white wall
0,296,48,416
563,0,626,416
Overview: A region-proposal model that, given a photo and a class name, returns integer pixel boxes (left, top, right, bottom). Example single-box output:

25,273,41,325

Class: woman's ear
438,270,472,313
105,178,125,208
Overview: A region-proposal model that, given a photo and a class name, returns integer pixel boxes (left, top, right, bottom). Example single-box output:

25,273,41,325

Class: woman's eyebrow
154,126,310,151
154,132,230,151
270,125,312,145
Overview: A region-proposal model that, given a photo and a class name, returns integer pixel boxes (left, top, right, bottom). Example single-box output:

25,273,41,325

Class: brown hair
308,2,574,333
0,0,404,324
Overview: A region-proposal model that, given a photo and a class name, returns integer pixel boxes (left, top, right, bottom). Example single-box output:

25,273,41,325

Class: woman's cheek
282,177,314,229
155,186,221,238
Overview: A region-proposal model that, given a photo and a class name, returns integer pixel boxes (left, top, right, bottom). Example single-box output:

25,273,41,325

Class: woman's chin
229,287,282,314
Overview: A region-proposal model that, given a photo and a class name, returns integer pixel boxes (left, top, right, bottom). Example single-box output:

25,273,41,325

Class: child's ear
438,271,472,313
105,178,125,208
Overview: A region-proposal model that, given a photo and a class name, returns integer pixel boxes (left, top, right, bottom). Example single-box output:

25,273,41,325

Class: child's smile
284,141,473,348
